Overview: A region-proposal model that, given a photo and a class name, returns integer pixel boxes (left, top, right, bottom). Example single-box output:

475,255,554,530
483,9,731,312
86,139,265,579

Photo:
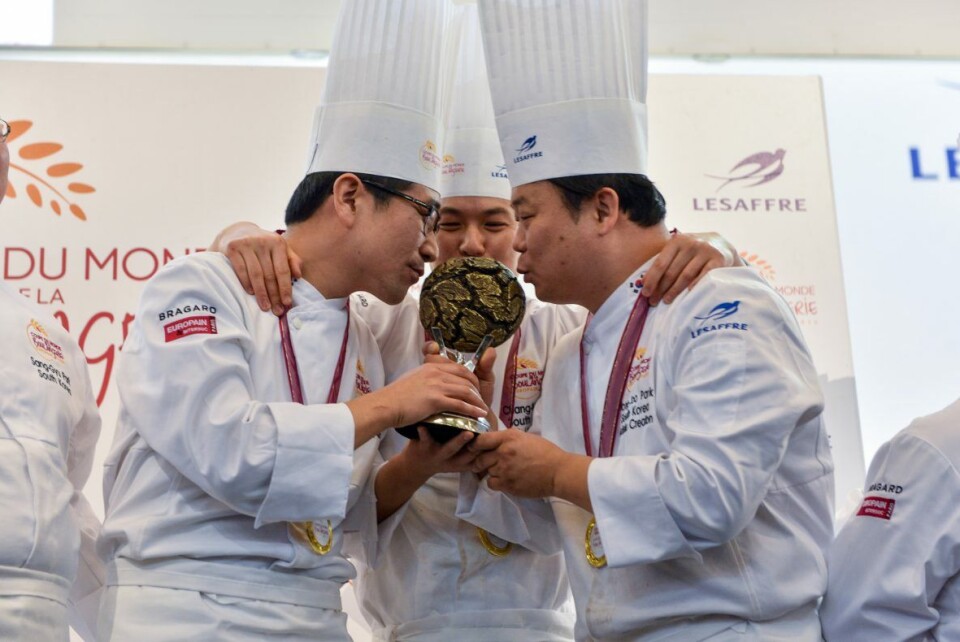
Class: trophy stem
399,329,495,442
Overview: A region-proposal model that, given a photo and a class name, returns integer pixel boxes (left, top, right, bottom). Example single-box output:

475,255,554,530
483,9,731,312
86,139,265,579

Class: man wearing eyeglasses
208,8,740,639
0,115,102,642
94,1,492,639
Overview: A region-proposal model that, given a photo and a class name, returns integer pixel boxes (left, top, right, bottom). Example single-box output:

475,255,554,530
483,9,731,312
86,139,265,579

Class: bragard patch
164,315,218,342
856,496,895,520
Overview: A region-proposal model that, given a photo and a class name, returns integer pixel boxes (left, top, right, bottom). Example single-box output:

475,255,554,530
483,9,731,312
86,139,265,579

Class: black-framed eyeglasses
0,119,9,143
361,179,440,236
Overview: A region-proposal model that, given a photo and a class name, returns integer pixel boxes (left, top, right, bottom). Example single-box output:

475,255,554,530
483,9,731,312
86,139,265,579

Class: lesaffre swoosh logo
694,301,740,323
707,149,786,192
516,135,537,154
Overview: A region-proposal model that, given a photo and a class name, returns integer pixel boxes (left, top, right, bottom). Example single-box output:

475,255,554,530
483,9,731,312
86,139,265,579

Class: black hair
284,171,415,226
547,173,666,228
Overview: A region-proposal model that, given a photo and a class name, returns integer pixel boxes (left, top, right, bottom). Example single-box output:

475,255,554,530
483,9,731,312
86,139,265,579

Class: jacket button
292,318,303,330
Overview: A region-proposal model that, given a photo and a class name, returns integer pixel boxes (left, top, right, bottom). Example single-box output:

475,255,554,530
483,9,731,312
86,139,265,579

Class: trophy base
397,413,491,444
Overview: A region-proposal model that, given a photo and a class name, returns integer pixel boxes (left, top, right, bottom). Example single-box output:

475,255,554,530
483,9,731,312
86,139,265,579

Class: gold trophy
397,257,526,443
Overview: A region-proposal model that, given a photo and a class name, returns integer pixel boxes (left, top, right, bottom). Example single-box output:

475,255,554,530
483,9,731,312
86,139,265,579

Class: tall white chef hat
439,4,511,200
478,0,648,187
306,0,449,193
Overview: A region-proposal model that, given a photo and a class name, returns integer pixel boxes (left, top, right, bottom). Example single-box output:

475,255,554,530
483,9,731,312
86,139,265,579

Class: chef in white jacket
341,10,578,640
95,2,491,640
209,6,743,638
820,398,960,640
209,7,739,636
0,118,103,642
460,1,836,640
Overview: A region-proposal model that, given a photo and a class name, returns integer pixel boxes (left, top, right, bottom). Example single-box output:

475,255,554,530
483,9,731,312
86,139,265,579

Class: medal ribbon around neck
280,302,351,555
578,288,650,567
497,329,522,429
579,290,650,458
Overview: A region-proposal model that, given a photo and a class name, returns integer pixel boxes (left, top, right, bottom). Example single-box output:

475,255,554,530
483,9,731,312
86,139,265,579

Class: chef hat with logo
439,4,511,200
305,0,449,193
478,0,648,187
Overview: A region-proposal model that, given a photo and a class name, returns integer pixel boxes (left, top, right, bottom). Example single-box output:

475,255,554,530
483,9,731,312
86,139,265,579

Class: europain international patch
164,315,218,343
856,496,896,521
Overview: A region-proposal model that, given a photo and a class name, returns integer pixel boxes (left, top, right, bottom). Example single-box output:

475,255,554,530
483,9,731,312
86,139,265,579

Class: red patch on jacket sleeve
856,496,896,520
164,316,218,342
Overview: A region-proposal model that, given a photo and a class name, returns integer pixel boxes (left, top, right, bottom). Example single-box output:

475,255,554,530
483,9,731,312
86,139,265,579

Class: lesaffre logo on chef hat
306,0,448,193
480,0,649,186
513,135,542,163
439,4,511,200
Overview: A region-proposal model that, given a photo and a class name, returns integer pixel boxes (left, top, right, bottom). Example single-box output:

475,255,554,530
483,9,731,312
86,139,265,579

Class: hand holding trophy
397,256,525,443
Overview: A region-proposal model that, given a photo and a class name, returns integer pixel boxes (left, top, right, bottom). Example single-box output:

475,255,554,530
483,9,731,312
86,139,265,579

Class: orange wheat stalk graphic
740,251,777,282
4,120,94,221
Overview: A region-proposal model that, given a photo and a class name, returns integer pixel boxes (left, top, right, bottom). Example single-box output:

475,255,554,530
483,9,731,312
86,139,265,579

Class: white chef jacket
460,261,834,641
0,281,102,641
347,290,583,640
98,253,383,634
820,398,960,641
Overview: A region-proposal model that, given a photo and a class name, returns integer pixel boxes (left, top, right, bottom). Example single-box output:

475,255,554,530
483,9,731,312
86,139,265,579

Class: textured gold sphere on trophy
398,257,526,443
419,256,526,352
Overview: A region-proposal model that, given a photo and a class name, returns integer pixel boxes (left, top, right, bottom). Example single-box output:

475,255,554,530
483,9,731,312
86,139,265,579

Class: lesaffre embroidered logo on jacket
689,301,750,341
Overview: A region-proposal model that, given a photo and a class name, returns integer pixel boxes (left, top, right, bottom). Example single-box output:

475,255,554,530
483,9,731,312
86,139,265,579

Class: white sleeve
588,275,826,567
64,341,104,642
456,472,561,555
456,410,562,556
118,257,356,527
820,434,960,641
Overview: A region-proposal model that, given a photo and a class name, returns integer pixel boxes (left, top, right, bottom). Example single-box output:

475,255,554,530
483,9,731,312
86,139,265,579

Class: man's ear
593,186,622,235
331,173,363,228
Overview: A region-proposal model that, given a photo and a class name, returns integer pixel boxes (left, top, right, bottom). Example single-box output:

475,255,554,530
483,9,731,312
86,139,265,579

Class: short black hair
547,173,666,228
285,171,415,226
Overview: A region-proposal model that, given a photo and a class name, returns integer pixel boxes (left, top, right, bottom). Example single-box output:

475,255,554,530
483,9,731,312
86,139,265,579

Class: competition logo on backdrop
3,120,95,221
4,117,207,406
740,251,819,326
693,148,806,213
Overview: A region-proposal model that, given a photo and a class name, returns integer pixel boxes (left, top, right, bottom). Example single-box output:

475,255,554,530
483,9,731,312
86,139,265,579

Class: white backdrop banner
648,74,864,512
651,56,960,471
1,61,863,638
